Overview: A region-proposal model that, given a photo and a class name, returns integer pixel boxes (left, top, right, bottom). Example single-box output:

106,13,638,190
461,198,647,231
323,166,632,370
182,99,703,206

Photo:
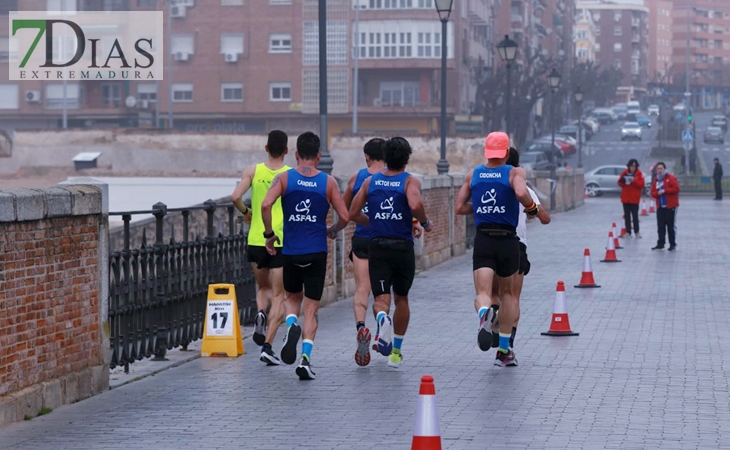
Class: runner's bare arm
231,165,255,215
342,172,358,209
406,177,432,232
348,178,370,226
327,176,350,237
510,167,534,208
454,170,474,215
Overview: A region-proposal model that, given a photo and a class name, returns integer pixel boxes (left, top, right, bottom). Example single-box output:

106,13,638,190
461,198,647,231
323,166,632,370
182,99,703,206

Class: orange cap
484,131,509,159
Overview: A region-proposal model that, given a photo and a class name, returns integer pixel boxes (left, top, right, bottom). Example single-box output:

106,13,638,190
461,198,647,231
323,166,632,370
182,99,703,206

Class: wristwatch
263,230,275,239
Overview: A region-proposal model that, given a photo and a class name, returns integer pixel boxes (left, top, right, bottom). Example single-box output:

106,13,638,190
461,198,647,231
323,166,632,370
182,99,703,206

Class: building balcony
468,0,490,25
357,100,455,116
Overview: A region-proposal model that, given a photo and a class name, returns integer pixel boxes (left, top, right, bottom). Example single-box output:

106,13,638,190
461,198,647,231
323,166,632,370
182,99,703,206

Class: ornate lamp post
496,35,518,138
547,68,562,211
435,0,454,175
574,87,584,169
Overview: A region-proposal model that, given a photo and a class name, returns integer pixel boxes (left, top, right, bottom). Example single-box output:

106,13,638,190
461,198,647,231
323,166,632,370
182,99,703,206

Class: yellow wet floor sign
201,284,244,357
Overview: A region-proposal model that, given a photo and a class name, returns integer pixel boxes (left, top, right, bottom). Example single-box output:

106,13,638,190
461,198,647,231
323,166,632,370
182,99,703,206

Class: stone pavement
2,195,730,449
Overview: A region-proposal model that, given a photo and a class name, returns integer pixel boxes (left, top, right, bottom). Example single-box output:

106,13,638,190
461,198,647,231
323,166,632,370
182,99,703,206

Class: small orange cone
584,188,590,199
541,281,579,336
619,226,627,238
600,232,621,262
575,248,601,288
640,199,648,216
611,223,623,249
649,198,656,213
411,375,442,450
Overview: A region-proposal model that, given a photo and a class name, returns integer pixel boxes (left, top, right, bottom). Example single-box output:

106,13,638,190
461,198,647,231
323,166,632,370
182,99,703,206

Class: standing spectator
650,162,680,251
617,158,645,238
713,158,723,200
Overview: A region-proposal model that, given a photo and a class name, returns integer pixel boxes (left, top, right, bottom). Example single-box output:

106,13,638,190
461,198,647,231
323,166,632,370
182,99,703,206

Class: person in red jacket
617,158,645,238
650,162,680,251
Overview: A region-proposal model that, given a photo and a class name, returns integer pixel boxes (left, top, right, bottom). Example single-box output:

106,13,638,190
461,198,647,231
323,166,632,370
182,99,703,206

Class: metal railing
465,214,476,249
108,200,255,372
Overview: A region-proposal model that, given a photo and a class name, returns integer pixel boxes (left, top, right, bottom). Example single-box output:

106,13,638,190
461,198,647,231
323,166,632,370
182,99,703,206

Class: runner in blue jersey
349,137,433,369
261,132,350,380
342,138,386,367
455,131,540,367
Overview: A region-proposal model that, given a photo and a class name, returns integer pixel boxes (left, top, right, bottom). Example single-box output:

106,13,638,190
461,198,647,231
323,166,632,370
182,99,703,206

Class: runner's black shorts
368,238,415,297
518,242,530,276
472,231,520,277
247,245,284,269
348,234,370,261
282,252,327,301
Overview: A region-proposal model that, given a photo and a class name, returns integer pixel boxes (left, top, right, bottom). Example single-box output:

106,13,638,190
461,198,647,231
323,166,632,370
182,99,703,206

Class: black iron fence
465,214,476,249
108,200,256,372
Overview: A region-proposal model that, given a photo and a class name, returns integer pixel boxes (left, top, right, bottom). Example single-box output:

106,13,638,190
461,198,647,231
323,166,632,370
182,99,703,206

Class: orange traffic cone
541,281,579,336
640,199,648,216
600,232,621,262
575,248,601,288
584,188,590,199
649,198,656,213
411,375,442,450
611,223,623,249
619,226,627,238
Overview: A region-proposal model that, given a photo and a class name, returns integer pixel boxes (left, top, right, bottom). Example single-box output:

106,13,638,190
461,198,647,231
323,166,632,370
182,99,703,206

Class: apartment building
0,0,496,137
576,1,649,94
574,8,598,63
671,0,730,108
645,0,673,88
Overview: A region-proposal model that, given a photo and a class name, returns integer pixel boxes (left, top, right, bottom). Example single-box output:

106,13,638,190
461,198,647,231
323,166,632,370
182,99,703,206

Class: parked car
524,141,563,161
612,105,628,120
585,165,651,197
519,151,552,171
704,126,725,144
591,108,615,124
558,124,585,141
647,104,660,116
620,122,642,141
711,115,728,132
535,136,576,155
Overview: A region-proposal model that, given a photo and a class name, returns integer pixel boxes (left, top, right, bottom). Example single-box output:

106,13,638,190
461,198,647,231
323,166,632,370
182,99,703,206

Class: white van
626,100,641,115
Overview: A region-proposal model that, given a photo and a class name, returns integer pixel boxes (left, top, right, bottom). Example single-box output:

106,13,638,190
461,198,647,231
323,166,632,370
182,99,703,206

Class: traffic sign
682,130,694,143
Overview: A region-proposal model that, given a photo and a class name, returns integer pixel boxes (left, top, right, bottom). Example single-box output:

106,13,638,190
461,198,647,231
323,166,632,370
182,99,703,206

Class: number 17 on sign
207,300,234,336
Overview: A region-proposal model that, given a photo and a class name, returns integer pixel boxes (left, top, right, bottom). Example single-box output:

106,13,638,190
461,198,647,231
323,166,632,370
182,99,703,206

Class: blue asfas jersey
281,170,330,255
352,168,373,239
367,171,413,242
470,164,519,228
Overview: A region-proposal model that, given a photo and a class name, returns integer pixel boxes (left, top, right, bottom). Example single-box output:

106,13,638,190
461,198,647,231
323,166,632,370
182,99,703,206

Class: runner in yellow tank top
231,130,290,365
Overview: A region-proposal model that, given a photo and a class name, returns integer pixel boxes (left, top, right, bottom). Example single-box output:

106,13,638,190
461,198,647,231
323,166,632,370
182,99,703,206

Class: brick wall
0,184,109,427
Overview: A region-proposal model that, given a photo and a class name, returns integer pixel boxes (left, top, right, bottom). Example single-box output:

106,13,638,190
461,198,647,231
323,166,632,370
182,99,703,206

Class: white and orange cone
411,375,442,450
541,281,579,336
649,198,656,213
611,222,623,249
619,226,627,238
600,232,621,262
640,199,648,216
575,248,601,288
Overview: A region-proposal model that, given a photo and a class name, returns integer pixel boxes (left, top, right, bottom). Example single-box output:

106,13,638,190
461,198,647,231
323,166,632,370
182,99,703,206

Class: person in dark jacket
713,158,723,200
650,162,680,251
617,158,645,238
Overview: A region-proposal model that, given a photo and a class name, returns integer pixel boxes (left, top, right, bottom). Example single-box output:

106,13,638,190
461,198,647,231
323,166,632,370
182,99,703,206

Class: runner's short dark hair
297,132,320,160
364,138,385,161
507,147,519,167
383,137,412,171
267,130,288,158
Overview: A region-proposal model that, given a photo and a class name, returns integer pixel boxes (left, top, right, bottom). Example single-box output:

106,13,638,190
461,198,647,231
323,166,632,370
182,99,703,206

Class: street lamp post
547,68,562,211
435,0,453,175
317,0,333,174
574,87,583,169
496,35,518,139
